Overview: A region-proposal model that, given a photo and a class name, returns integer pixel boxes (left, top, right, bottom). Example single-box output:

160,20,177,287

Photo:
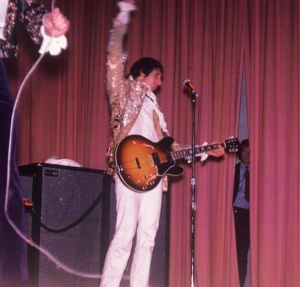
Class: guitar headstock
223,136,240,153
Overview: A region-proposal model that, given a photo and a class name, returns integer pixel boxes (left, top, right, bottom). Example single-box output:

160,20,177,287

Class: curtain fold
189,1,247,286
4,0,300,286
246,0,300,286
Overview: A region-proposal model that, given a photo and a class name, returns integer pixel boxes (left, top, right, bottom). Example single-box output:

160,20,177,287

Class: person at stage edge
232,139,250,287
99,1,225,286
0,1,69,286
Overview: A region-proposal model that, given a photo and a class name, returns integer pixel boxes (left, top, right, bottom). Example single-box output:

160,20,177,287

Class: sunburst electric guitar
114,135,239,192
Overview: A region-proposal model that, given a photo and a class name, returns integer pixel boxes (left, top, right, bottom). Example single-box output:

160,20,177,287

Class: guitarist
99,1,225,286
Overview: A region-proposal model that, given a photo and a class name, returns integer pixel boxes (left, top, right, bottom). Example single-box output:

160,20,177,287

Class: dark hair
129,57,164,79
237,139,249,160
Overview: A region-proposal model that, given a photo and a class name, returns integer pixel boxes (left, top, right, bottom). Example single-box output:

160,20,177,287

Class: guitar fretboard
171,143,222,160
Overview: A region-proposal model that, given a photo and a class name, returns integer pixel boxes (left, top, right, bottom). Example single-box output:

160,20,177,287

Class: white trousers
99,176,163,287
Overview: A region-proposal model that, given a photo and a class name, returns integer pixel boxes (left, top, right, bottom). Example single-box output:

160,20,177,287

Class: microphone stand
189,89,198,287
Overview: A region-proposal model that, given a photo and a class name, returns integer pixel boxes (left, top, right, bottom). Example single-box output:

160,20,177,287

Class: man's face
240,146,250,165
138,69,162,92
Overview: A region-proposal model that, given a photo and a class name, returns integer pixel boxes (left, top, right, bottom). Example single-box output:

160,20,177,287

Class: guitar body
114,135,183,192
114,134,239,192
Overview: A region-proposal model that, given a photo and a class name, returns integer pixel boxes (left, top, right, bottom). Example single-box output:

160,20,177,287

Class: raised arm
106,1,136,101
42,8,70,37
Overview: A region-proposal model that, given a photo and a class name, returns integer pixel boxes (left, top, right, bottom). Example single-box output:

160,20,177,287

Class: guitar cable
4,0,103,280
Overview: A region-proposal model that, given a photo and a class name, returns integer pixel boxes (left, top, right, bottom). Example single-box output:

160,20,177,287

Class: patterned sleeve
106,22,128,106
19,0,48,45
106,2,136,108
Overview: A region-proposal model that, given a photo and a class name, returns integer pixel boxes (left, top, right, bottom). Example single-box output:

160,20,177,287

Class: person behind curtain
0,1,69,286
232,139,250,287
99,1,225,286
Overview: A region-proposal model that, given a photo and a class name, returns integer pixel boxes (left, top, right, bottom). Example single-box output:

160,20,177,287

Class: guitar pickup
151,152,161,165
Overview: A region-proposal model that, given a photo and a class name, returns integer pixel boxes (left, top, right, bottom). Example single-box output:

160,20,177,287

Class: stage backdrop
4,0,300,286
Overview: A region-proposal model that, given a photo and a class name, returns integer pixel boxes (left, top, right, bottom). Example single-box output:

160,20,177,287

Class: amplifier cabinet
19,163,114,287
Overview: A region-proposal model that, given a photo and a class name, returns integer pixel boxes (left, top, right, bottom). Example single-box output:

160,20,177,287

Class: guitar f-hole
135,157,141,169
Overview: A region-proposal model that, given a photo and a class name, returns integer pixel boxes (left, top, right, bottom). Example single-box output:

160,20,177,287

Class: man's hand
206,143,225,157
43,8,70,37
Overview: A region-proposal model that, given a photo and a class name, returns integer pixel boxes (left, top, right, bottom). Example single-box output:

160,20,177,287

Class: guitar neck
171,143,224,160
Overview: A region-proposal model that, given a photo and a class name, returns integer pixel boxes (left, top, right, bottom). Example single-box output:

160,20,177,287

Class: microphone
183,79,198,96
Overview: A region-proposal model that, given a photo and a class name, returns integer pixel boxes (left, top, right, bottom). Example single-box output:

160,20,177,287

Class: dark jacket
232,162,241,204
1,0,47,57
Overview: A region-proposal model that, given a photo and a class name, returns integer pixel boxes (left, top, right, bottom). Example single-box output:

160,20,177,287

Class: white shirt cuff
39,25,68,56
198,142,209,162
114,1,137,25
